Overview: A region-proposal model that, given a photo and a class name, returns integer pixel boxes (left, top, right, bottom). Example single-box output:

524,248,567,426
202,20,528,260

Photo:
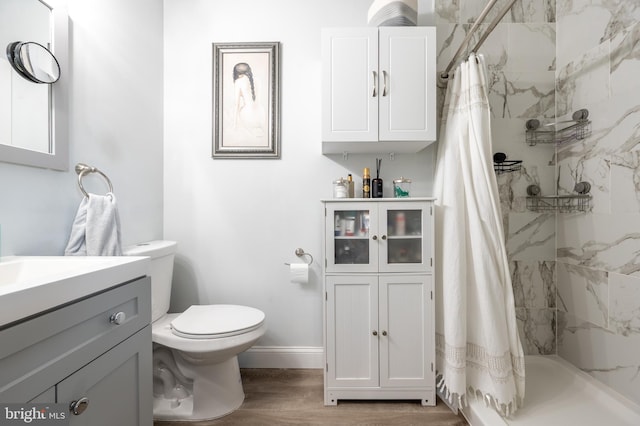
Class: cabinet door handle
381,235,387,240
110,311,126,325
372,330,378,336
70,397,89,416
372,71,377,97
382,70,388,96
382,330,388,336
372,235,378,241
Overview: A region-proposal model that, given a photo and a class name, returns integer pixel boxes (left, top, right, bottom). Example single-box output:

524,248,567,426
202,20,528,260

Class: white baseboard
238,346,324,369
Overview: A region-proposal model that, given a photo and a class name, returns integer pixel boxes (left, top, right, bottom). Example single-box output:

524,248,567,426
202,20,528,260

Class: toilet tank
124,240,177,322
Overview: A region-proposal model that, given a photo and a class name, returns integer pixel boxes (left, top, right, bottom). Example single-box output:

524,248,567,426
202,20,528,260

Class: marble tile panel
610,21,640,99
556,0,640,69
507,23,556,72
435,0,459,24
436,23,467,73
487,70,555,119
556,148,609,214
509,0,556,24
436,23,508,77
558,312,640,405
557,212,640,276
556,94,640,164
510,260,556,309
507,212,555,261
556,262,608,328
460,0,554,25
492,118,555,163
516,307,556,355
611,151,640,214
608,272,640,337
555,42,610,118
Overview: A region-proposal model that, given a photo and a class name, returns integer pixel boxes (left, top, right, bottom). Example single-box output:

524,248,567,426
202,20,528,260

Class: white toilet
124,240,266,421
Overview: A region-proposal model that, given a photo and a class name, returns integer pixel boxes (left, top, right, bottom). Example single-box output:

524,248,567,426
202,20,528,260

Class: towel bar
75,163,114,198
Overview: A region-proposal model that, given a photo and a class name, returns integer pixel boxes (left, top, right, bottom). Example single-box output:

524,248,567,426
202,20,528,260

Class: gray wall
0,0,164,257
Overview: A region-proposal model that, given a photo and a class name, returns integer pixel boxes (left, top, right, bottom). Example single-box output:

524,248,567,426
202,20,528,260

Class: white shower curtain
434,53,525,417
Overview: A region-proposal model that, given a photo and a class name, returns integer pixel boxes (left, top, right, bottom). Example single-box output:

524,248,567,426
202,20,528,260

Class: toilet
124,240,266,421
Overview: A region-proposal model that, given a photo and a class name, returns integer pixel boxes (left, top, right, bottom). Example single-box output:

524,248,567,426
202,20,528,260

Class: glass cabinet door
325,203,378,273
379,203,431,273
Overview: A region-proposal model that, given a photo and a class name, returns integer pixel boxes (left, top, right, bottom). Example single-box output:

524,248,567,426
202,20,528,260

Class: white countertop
0,255,150,328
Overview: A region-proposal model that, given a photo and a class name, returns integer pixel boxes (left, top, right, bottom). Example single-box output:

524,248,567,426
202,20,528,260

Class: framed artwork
212,41,280,158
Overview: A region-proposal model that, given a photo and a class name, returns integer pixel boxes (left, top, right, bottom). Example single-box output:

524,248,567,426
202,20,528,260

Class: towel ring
284,248,313,266
75,163,114,198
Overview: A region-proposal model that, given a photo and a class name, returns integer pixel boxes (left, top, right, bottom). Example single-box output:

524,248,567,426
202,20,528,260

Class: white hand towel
65,192,122,256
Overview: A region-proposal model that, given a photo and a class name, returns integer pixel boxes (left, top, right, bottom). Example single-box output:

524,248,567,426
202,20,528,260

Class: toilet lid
170,304,265,339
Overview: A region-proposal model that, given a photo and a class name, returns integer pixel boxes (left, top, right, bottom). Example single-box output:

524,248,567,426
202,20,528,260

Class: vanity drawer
0,276,151,402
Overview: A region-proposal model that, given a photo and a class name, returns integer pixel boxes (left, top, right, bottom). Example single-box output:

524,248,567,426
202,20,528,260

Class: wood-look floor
154,369,468,426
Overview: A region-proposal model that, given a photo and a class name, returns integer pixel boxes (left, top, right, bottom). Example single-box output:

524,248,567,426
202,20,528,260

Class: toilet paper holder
284,248,313,266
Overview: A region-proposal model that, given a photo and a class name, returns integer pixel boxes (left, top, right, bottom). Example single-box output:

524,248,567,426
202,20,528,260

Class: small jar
393,177,411,198
333,178,348,198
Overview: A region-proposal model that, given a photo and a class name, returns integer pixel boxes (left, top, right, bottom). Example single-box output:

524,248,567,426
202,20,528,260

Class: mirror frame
0,0,68,171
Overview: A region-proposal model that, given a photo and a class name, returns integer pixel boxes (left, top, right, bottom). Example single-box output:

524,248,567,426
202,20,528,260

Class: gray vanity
0,256,152,425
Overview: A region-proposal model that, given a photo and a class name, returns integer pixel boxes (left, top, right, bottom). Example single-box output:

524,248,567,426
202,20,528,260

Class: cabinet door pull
381,235,387,240
382,70,388,96
110,311,126,325
382,330,388,336
372,235,378,241
372,70,377,97
70,397,89,416
372,330,378,336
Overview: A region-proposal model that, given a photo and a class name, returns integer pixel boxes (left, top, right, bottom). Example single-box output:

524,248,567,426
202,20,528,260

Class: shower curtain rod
440,0,518,80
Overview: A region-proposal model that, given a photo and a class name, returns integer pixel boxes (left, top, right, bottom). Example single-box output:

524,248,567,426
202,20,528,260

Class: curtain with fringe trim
433,53,525,417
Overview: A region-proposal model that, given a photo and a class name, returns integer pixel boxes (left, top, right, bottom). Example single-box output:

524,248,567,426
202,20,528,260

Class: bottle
347,174,354,198
333,178,348,198
362,168,371,198
395,212,406,236
372,178,383,198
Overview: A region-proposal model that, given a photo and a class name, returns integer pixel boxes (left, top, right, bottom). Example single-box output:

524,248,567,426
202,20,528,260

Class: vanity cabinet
0,277,152,425
321,27,436,154
322,199,435,406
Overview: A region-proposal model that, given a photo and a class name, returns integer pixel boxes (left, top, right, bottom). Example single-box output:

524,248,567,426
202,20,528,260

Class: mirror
6,41,61,84
0,0,68,170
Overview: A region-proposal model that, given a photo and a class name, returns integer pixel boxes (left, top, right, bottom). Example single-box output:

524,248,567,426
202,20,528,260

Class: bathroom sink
0,255,149,327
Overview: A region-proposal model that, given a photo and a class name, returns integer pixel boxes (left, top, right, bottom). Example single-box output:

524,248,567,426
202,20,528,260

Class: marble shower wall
435,0,558,356
435,0,640,406
555,0,640,406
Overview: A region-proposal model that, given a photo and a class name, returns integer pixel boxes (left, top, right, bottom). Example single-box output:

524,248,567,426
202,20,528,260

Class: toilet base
153,355,245,421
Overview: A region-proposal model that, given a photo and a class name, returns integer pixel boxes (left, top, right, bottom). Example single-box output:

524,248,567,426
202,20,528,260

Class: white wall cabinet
322,199,435,406
321,27,436,154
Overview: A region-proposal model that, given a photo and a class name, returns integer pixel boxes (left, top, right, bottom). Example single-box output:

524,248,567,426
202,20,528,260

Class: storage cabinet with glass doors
322,199,435,406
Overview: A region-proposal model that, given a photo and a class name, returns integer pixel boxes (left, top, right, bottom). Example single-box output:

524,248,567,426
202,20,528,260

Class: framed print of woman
233,62,266,141
212,42,280,158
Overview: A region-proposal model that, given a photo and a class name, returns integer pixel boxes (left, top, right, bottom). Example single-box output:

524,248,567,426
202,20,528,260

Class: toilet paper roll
289,263,309,284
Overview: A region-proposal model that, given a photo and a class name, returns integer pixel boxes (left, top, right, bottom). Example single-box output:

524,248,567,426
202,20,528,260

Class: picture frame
212,41,280,158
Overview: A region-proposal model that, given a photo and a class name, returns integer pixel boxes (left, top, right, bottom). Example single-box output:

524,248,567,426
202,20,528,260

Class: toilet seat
170,304,265,339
